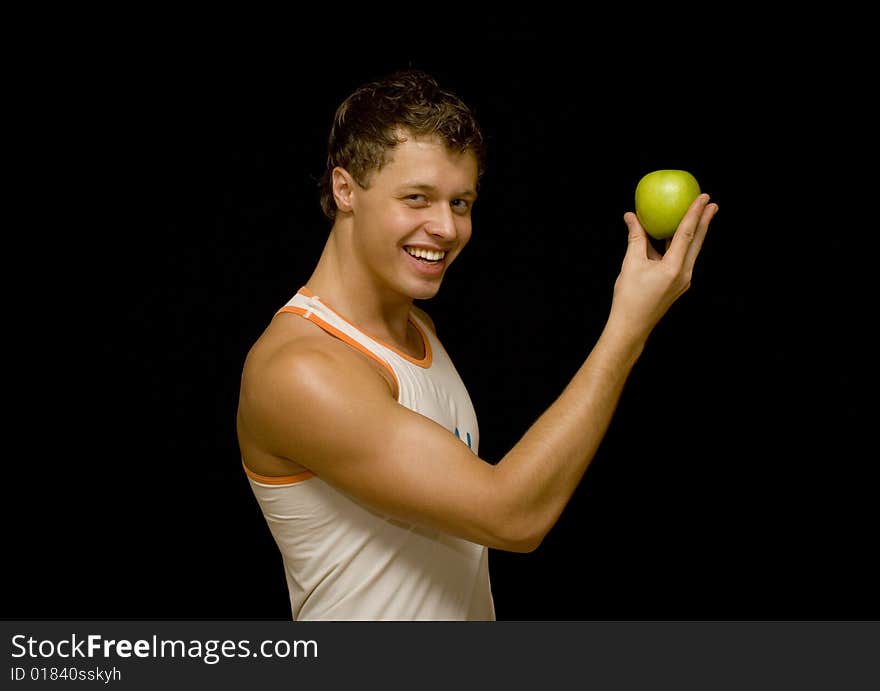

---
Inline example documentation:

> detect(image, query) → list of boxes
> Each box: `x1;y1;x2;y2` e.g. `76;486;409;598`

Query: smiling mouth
404;246;447;263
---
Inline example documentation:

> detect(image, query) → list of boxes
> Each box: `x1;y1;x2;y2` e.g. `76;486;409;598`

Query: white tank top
244;287;496;621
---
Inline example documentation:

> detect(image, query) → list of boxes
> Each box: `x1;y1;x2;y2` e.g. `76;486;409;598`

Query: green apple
634;169;701;239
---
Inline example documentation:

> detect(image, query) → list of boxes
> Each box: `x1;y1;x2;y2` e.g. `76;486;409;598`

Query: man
236;69;719;620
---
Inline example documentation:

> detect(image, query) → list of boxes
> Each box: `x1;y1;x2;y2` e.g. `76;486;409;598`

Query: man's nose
425;204;457;242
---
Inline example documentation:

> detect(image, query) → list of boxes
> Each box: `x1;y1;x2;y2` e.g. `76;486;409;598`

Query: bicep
240;347;511;548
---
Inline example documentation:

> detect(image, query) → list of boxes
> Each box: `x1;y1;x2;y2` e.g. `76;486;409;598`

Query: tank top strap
276;288;433;368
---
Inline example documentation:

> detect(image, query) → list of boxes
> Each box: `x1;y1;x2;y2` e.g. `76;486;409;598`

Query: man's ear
331;167;357;213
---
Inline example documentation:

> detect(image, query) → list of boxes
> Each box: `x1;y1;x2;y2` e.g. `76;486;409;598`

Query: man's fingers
684;201;719;271
664;193;711;267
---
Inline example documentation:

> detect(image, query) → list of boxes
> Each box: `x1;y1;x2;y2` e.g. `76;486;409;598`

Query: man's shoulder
246;315;362;377
242;314;396;400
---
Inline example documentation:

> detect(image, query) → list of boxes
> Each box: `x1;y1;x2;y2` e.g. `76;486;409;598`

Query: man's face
348;134;478;301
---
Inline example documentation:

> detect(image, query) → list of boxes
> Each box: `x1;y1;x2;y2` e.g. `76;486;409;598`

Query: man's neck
304;229;414;349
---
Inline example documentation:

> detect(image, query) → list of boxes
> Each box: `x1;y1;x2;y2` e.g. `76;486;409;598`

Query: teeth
405;247;446;261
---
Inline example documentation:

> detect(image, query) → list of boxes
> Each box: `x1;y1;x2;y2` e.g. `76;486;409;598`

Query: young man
236;69;719;620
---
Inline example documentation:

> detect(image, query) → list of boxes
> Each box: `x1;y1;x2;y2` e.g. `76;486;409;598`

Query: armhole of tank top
275;305;401;401
242;459;316;486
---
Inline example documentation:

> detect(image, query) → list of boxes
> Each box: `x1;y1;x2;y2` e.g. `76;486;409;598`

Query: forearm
495;318;646;549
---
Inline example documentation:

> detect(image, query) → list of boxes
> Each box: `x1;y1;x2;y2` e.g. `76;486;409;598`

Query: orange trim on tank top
274;305;401;400
293;287;433;368
241;459;315;485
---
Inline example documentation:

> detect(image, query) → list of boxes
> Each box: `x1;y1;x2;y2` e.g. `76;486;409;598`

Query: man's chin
409;281;442;301
395;268;445;301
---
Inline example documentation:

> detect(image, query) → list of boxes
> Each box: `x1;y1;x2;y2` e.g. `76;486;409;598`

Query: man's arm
497;194;718;544
238;195;717;552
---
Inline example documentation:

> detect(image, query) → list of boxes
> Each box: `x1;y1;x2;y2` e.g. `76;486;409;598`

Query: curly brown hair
318;69;486;221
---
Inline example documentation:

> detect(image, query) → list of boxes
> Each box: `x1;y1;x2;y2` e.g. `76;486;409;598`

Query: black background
8;16;874;620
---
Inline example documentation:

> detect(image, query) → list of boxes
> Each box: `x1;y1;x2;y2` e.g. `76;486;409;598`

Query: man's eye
406;194;427;202
452;199;471;212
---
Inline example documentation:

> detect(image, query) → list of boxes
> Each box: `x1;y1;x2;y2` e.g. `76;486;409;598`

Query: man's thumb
624;212;647;251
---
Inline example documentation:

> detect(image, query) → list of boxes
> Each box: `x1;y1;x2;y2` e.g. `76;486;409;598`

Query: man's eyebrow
398;182;478;198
